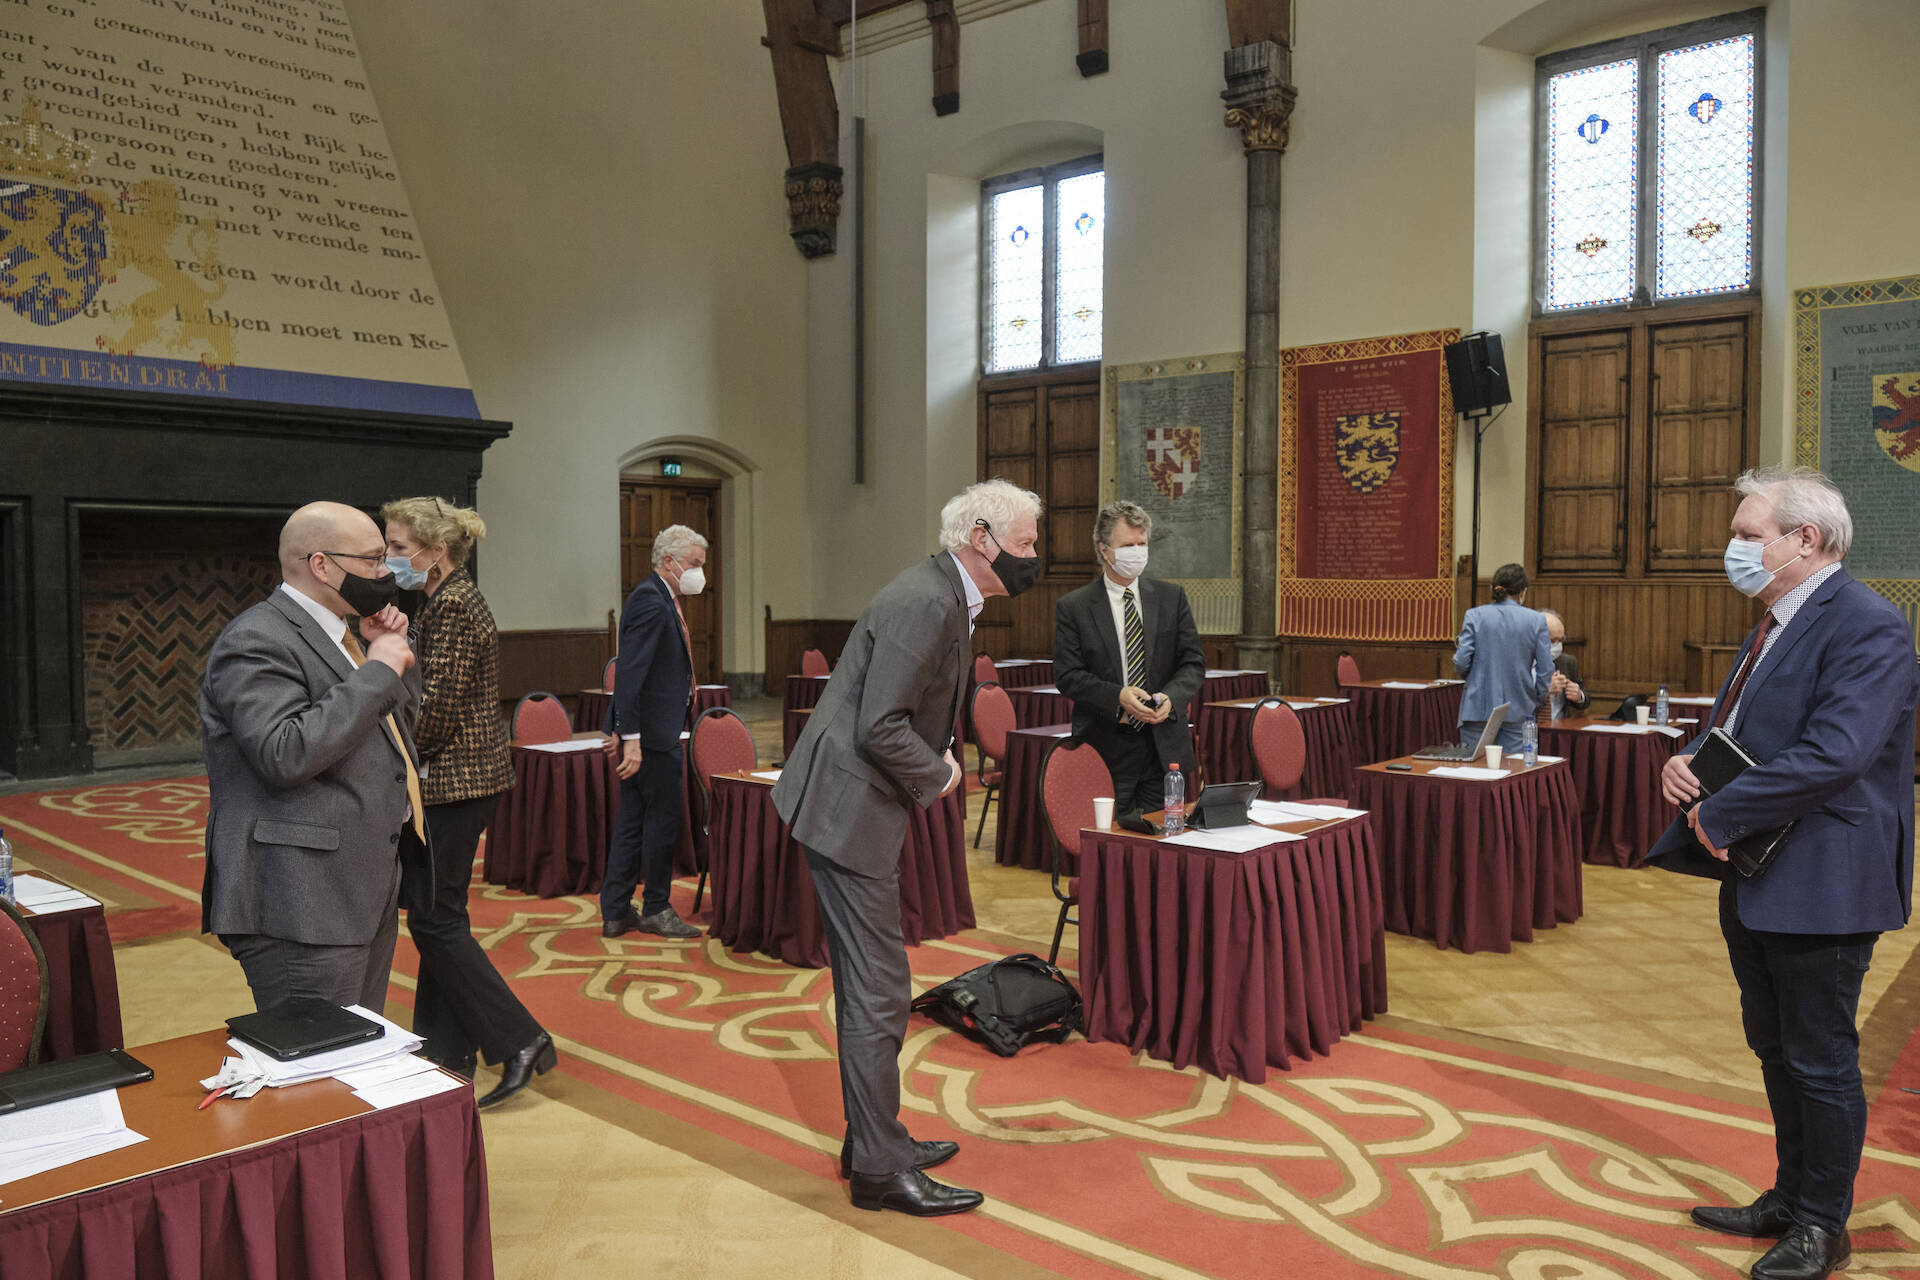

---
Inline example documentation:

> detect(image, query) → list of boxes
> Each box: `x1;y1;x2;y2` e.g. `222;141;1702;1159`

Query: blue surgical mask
1723;530;1797;598
386;552;433;590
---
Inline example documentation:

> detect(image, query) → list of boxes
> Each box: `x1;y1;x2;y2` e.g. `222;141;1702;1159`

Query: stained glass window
1544;58;1638;311
982;156;1103;374
1052;171;1105;364
1655;34;1755;299
985;184;1044;372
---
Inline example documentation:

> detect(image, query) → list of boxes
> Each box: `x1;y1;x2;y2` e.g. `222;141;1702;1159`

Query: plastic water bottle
1521;717;1538;768
0;826;13;902
1655;684;1670;727
1162;763;1186;834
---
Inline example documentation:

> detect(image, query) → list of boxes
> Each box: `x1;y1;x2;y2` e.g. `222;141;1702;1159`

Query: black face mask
328;556;401;617
976;520;1041;597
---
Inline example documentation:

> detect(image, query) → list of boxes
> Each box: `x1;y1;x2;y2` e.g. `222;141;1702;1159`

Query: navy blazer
611;572;693;751
1647;569;1917;935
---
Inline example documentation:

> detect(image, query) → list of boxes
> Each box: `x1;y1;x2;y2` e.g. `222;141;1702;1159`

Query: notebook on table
1411;703;1508;761
226;999;383;1062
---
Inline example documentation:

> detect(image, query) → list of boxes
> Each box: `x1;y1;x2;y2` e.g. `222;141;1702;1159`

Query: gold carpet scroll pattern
481;908;1920;1278
36;781;211;847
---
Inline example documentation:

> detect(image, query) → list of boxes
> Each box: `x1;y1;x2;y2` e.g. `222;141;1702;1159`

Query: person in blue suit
1452;562;1552;751
1651;466;1916;1280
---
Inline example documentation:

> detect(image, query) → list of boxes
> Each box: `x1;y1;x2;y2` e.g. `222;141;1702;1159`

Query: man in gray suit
773;478;1041;1217
201;501;424;1012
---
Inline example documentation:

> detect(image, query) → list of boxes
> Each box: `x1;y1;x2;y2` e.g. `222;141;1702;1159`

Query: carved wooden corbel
927;0;959;115
763;0;843;257
1078;0;1108;76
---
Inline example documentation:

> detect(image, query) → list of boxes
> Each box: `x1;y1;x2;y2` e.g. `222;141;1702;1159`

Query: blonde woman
382;496;554;1108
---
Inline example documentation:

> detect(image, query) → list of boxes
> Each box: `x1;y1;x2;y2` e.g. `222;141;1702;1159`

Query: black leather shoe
421;1049;476;1080
848;1167;983;1216
476;1032;557;1110
841;1138;958;1180
602;909;644;938
636;908;701;939
1691;1189;1797;1238
1751;1223;1849;1280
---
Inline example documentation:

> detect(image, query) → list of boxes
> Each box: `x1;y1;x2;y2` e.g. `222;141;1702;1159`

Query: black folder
0;1048;153;1114
226;999;382;1061
1681;727;1795;878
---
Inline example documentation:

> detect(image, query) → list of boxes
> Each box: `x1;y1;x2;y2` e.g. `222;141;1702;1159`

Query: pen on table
198;1086;230;1110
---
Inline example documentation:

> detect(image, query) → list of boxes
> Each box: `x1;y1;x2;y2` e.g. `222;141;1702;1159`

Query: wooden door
1647;318;1749;572
620;478;721;683
1536;329;1629;573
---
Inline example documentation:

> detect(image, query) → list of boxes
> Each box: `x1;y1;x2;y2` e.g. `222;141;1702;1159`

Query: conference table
1350;753;1582;954
1004;670;1271;734
17;887;123;1063
989;658;1054;688
1077;811;1388;1084
1339;678;1465;763
578;683;732;735
1197;696;1359;799
992;723;1076;871
1537;712;1696;866
483;730;700;899
0;1029;492;1279
704;771;974;968
1006;684;1074;729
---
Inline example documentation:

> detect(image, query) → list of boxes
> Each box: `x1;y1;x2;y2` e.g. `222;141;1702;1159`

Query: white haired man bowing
773;479;1041;1216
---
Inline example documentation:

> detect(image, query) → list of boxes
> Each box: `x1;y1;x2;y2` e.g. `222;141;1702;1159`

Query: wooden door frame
619;476;722;682
1522;295;1761;584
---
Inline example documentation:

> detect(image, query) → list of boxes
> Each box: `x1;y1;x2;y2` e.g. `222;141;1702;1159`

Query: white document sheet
1582;723;1661;736
1668;695;1715;706
1160;825;1303;852
0;1090;147;1186
750;770;783;781
1379;681;1432;690
352;1070;467;1111
9;875;102;911
1427;765;1511;781
1248;800;1368;823
520;738;605;754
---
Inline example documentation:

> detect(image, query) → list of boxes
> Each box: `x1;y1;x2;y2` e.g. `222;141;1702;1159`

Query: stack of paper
9;874;100;914
331;1057;469;1110
1161;826;1300;852
1249;800;1367;823
1380;680;1432;690
1428;765;1511;781
520;738;605;754
1668;695;1715;707
225;1004;425;1089
749;770;783;781
0;1089;146;1187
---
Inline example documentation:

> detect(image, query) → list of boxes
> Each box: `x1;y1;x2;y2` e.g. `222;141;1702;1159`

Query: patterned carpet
4;777;1919;1279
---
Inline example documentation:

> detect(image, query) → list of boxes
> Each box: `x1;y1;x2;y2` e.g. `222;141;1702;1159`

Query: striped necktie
1122;588;1148;725
341;630;427;843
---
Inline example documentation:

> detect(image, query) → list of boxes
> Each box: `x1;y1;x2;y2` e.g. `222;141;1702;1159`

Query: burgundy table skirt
1199;671;1270;704
993;724;1074;870
1077;817;1388;1083
483;741;698;898
1343;682;1464;764
1196;699;1358;800
1351;761;1583;954
23;904;123;1062
0;1076;492;1280
1007;685;1074;728
785;674;830;713
1538;718;1687;867
992;660;1054;688
706;776;974;968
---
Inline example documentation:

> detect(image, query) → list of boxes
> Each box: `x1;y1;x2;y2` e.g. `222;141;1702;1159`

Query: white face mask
1549;641;1564;660
1107;544;1149;580
676;564;706;596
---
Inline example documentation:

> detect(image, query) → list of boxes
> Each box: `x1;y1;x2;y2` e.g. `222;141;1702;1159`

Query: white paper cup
1484;745;1503;769
1635;706;1652;725
1091;797;1115;829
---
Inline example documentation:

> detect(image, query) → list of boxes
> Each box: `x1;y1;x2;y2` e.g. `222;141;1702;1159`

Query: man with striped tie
1054;501;1206;817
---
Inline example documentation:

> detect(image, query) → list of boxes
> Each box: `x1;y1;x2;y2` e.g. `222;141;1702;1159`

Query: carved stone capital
784;161;844;259
1222;39;1297;155
1224;93;1296;153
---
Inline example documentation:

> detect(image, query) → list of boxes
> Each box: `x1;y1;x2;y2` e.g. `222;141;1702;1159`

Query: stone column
1222;41;1295;689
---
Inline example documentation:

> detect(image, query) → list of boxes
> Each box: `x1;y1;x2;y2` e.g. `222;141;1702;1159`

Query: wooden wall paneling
1647;316;1748;571
1282;640;1454;698
498;628;614;724
762;608;857;691
1044;382;1101;580
1536;329;1629;571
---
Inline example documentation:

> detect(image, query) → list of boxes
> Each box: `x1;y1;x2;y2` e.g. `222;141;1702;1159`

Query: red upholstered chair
972;653;998;687
601;657;617;693
690;706;757;914
968;682;1015;848
510;692;573;746
1335;652;1362;686
1039;738;1113;965
0;898;51;1073
1248;698;1347;805
800;648;830;677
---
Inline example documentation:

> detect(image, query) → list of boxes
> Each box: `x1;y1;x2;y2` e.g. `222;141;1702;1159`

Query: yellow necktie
341;630;427;843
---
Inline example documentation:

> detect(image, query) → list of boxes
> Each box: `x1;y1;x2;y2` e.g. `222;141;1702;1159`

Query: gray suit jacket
773;554;969;877
200;589;421;946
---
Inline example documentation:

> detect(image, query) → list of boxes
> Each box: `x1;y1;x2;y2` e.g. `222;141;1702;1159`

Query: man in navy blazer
1651;466;1916;1280
600;524;708;940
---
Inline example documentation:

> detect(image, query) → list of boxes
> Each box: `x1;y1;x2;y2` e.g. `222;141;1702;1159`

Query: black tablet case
226;999;382;1062
1682;727;1795;878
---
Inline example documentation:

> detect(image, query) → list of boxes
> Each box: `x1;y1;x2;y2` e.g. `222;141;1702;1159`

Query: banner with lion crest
1278;328;1458;642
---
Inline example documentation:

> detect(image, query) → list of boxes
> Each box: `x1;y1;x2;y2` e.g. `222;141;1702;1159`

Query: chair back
1040;739;1114;863
972;653;998;686
510;692;573;745
1248;698;1308;796
970;682;1015;769
601;657;617;693
690;706;758;839
0;898;50;1072
800;648;830;677
1335;652;1361;686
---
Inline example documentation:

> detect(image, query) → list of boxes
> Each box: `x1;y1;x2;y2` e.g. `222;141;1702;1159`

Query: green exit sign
661;459;683;477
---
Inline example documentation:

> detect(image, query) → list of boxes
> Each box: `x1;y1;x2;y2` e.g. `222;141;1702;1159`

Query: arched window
981;154;1104;373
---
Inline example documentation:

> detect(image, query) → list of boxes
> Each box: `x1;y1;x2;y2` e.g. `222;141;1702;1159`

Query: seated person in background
1453;562;1552;752
1053;500;1205;815
1539;608;1588;718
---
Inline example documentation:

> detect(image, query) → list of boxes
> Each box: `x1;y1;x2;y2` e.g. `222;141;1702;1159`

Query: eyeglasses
319;550;385;565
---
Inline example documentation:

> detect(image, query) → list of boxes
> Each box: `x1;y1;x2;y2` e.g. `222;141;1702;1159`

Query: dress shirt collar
1104;571;1143;608
278;581;349;651
947;551;984;628
1767;561;1842;632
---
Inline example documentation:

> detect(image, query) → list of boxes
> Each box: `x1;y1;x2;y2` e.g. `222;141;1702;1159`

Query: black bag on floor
910;953;1083;1057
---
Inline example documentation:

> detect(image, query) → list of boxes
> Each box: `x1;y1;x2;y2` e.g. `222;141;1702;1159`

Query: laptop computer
1411;702;1508;761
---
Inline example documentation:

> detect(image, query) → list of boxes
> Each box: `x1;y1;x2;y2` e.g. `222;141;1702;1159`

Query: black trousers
406;793;542;1065
221;860;400;1013
602;742;684;920
1719;880;1878;1234
1100;726;1168;816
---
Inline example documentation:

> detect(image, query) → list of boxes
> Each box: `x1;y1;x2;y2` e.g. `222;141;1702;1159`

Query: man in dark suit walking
773;478;1041;1217
602;524;708;940
1652;466;1916;1280
201;501;423;1012
1053;501;1206;815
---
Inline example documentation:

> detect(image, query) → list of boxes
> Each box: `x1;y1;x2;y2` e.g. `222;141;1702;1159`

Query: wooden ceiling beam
1078;0;1108;76
820;0;918;24
1224;0;1291;49
762;0;843;257
927;0;959;115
